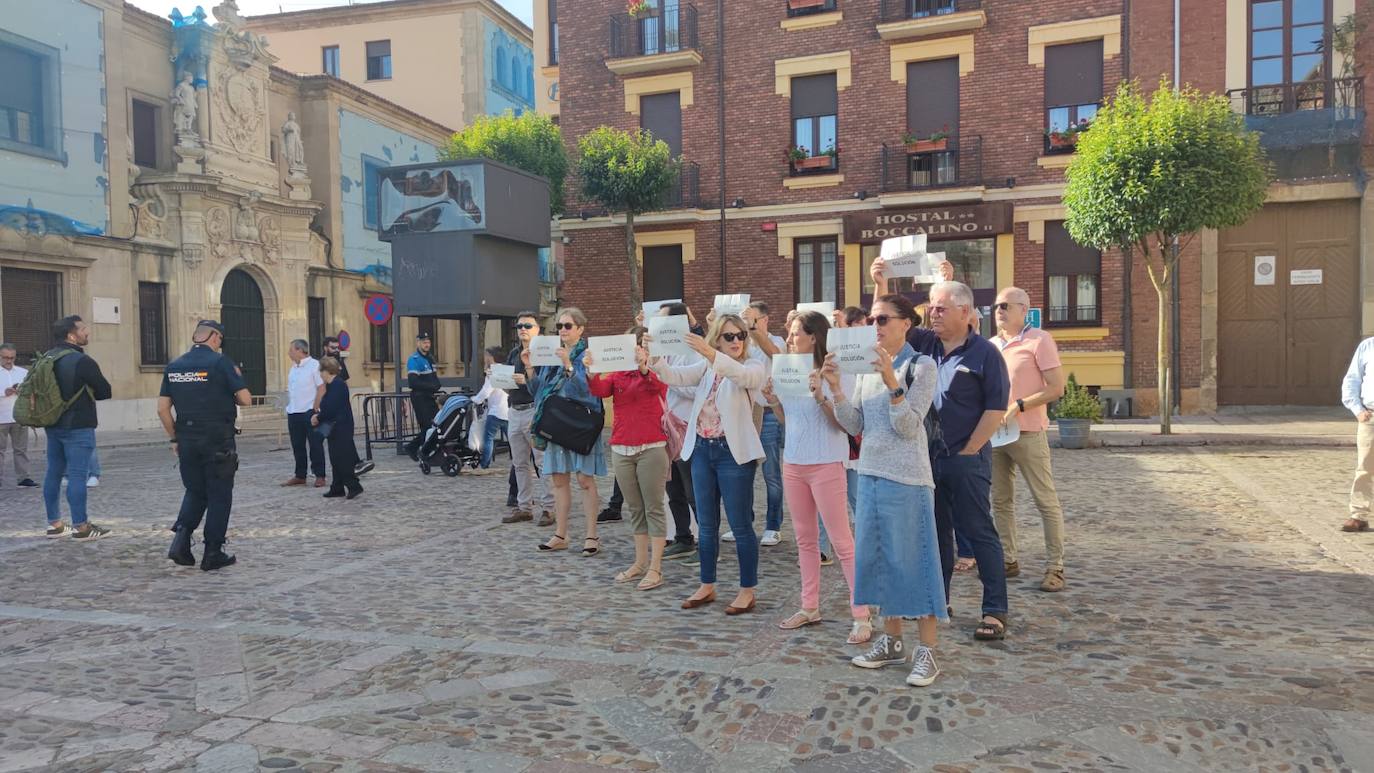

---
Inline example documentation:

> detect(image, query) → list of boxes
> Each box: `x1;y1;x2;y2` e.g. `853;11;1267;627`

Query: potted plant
1045;118;1092;151
904;126;950;153
627;0;651;18
1053;373;1102;449
790;145;836;170
788;0;830;9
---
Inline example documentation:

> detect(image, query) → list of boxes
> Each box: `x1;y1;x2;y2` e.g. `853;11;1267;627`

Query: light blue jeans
44;427;94;526
759;410;785;531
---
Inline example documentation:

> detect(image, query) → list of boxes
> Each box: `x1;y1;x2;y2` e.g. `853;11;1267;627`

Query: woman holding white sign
762;311;872;645
825;295;947;688
525;308;607;557
587;326;671;591
649;314;766;615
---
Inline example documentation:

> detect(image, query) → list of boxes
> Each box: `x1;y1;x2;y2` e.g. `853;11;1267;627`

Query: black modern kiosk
377;158;551;396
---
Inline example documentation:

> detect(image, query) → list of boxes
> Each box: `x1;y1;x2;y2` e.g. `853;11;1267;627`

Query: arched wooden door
221;269;267;396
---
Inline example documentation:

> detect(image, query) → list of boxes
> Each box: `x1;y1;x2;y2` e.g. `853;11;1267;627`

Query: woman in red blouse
587;326;670;591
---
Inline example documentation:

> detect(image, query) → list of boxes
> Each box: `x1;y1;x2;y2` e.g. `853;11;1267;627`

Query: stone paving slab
0;439;1371;771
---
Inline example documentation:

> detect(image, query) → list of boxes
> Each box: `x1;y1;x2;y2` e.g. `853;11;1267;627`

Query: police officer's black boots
200;543;237;572
167;527;195;567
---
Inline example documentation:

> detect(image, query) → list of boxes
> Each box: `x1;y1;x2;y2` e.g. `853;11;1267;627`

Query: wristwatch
889;386;906;400
1016;398;1026;413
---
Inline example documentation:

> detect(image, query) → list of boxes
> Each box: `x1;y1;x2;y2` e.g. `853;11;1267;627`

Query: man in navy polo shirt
871;258;1011;641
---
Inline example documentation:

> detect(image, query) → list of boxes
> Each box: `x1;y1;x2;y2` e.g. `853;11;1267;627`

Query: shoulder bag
533;395;604;456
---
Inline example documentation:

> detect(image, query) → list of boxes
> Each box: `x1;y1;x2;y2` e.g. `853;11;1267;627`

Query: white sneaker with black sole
71;523;111;541
851;634;907;669
905;645;940;687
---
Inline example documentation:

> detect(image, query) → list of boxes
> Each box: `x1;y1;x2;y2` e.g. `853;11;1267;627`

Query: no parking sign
337;330;351;351
365;295;393;327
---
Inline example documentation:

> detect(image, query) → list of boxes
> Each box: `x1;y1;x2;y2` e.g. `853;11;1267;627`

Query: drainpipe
717;0;727;293
1171;0;1183;414
1121;0;1133;396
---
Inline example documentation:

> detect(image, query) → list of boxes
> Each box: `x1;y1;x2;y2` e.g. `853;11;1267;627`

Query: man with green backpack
17;315;113;540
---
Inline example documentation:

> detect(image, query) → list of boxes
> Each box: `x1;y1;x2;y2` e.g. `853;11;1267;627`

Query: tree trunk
624;211;641;318
1156;275;1172;435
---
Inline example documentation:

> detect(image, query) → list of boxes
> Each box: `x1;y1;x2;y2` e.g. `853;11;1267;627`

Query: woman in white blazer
651;314;767;615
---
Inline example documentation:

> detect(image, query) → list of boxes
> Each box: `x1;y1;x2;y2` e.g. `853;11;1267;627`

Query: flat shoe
637;569;664;591
1040;568;1066;592
725;600;756;616
1341;518;1370;532
778;610;822;630
615;565;646;583
538;534;568;552
681;593;716;609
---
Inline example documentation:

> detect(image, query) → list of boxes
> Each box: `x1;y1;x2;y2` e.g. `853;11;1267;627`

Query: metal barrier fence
359;391;510;462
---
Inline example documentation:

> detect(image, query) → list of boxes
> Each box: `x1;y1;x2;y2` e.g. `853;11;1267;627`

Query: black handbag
533;395;604;456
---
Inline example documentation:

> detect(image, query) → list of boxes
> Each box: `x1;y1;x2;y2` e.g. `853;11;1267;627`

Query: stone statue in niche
281;112;307;177
234;193;261;242
171;72;199;146
258;215;281;263
206;207;231;259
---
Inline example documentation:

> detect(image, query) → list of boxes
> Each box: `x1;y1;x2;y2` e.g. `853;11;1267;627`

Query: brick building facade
546;0;1373;414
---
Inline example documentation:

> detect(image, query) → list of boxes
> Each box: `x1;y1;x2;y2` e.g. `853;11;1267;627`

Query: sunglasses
719;332;748;343
555;322;577;331
515;323;536;330
867;314;895;326
993;302;1022;312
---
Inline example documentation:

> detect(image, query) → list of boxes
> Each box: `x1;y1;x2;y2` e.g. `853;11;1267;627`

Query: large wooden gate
221;269;267;396
1217;201;1359;405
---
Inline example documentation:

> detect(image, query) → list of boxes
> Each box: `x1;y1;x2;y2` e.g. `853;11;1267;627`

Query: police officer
157;320;251;571
404;331;441;461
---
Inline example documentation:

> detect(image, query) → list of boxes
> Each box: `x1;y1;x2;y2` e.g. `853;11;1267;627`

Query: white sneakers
760;530;781;546
721;529;736;542
87;476;99;488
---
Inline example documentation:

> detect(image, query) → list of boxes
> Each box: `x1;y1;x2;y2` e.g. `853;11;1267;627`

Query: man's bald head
994;286;1031;334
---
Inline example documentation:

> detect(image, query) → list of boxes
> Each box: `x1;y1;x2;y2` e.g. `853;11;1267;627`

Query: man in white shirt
1340;336;1374;532
282;339;327;487
0;343;36;487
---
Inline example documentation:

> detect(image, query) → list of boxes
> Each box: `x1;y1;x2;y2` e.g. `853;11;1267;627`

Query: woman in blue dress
526;307;608;556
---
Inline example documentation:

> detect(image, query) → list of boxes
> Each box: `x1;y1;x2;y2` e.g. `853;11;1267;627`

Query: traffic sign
365;295;393;327
1027;308;1042;329
337;330;351;351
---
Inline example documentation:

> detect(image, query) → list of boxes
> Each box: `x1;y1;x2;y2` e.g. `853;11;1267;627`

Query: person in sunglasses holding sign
649;314;767;615
504;312;555;527
825;295;945;687
524;308;607;556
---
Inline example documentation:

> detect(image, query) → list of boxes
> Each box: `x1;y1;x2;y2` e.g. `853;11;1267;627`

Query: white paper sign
643;298;681;317
879;233;933;280
713;293;751;316
1254;255;1276;286
588;335;638;373
1290;269;1323;285
828;325;879;374
796;301;835;316
529;336;562;367
490;364;518;390
648;315;692;357
990;420;1021;448
771;354;813;398
924;252;947;283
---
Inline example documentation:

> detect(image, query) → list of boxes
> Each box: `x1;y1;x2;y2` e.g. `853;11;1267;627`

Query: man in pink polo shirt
991;287;1068;592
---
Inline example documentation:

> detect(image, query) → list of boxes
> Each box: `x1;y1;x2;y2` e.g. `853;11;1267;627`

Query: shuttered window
307;297;326;357
366;40;392;80
791;73;838;162
1044;40;1103;136
643;245;684;303
132;99;159;169
138;282;168;365
906;58;958;140
1;267;61;365
640;92;682;156
1044;222;1101;325
0;32;59;156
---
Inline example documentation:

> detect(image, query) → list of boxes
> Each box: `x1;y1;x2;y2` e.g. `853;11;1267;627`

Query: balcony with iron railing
1226;77;1364;180
607;3;701;75
881;135;982;193
877;0;984;40
664;160;700;209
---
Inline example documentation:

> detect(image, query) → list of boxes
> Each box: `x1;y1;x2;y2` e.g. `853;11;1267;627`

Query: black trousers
287;411;326;478
327;425;361;492
174;425;237;547
666;457;695;543
405;393;440;453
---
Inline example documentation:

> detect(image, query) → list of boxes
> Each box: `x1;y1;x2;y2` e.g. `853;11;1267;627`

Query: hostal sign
844;202;1013;244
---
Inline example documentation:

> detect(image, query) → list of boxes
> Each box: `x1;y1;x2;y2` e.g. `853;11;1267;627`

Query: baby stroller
417;393;486;477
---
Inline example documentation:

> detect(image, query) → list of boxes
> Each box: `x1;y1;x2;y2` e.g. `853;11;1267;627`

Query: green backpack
14;349;90;428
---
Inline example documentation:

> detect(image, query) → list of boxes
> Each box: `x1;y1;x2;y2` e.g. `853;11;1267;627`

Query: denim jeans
691;437;758;588
287;411;326;479
88;448;101;478
43;427;94;526
933;452;1008;618
758;410;785;531
480;417;508;469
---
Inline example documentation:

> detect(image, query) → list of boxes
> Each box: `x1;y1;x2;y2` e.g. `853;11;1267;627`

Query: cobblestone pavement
0;439;1371;772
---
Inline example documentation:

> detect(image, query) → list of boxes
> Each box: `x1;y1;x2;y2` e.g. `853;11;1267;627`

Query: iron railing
609;3;699;59
786;0;836;17
879;0;980;23
881;135;982;192
665;160;700;209
1226;77;1363;117
361;391;452;460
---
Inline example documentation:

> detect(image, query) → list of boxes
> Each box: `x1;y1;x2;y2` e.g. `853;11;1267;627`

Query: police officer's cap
416;331;432;341
197;320;226;336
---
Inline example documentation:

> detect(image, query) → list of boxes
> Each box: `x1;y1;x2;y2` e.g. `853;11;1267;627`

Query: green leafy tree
1063;80;1268;433
440;110;567;215
576;126;681;314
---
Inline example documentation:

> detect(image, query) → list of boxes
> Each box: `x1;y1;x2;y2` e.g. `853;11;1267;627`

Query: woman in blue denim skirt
825;294;947;688
526;307;607;557
650;314;767;615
